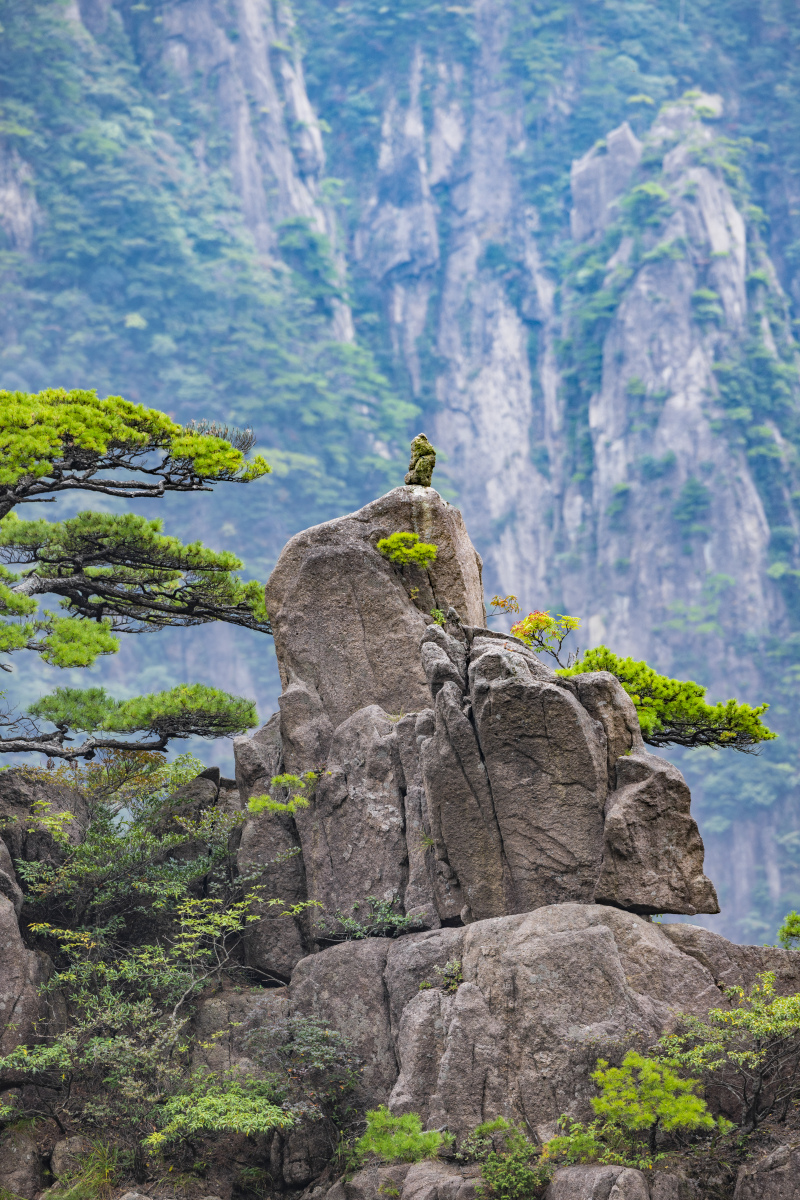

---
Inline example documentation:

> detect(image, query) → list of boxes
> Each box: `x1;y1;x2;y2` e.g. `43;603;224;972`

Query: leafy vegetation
508;610;582;668
0;750;348;1178
316;895;423;942
561;646;776;751
377;531;438;568
476;1121;552;1200
354;1106;453;1165
658;971;800;1132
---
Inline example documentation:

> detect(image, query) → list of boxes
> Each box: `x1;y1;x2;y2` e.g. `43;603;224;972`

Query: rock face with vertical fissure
237;485;717;980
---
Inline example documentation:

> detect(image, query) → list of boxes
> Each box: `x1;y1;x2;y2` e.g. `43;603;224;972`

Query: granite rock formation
238;485;718;981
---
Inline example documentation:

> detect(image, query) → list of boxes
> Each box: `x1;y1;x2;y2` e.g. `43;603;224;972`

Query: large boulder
595;753;719;916
265;486;485;771
0;1128;42;1200
0;768;89;864
384;904;721;1141
235;714;308;980
545;1165;650;1200
0;894;50;1055
733;1137;800;1199
280;904;798;1143
239;487;718;982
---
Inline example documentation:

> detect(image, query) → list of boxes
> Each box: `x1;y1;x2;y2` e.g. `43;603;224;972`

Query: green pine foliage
590;1052;716;1154
377;531;438;568
30;683;257;738
559;646;776;751
778;909;800;949
354;1106;453;1165
0;389;270;514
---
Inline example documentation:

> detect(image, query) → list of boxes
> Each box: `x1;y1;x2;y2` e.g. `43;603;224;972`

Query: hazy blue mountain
2;0;800;940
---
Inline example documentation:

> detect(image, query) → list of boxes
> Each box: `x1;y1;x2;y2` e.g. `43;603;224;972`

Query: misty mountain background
2;0;800;942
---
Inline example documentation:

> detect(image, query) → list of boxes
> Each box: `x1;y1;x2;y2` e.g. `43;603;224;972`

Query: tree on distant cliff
0;388;272;760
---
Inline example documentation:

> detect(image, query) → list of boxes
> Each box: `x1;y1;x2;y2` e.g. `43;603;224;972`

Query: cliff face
4;0;800;941
290;3;800;943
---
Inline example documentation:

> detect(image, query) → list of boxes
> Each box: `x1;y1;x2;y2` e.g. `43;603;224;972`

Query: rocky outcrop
0;1128;42;1200
569;122;643;242
595;754;719;916
0;894;50;1057
546;1165;651;1200
734;1137;800;1200
0;768;89;864
237;485;716;977
265;485;485;771
209;905;798;1148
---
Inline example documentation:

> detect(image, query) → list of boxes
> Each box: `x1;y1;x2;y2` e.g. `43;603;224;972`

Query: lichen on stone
404;433;436;487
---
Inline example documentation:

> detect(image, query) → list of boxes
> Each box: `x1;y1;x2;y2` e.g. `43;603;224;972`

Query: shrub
477;1120;552;1200
509;610;581;667
145;1077;294;1148
658;971;800;1131
590;1051;715;1155
316;895;422;941
354;1106;453;1164
377;531;438;568
248;771;316;814
245;1014;362;1122
778;910;800;949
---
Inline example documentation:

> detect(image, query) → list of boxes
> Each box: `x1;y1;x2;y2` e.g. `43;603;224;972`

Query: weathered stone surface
0;1128;42;1200
0;894;50;1054
235;714;307;980
191;987;289;1075
733;1137;800;1200
0;768;88;864
565;671;644;788
545;1165;650;1200
662;922;800;994
395;716;444;927
386;905;721;1140
384;927;466;1046
290;938;398;1103
419;677;507;921
265;486;485;771
570;121;643;241
468;641;608;913
50;1136;89;1180
595;754;719;916
295;705;407;925
282;1121;334;1188
334;1162;480;1200
0;838;23;916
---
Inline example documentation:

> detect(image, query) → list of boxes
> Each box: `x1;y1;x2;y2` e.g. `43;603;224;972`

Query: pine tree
0;388;272;760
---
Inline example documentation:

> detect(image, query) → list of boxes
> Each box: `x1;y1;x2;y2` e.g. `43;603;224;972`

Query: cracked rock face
265;486;485;773
239;488;717;980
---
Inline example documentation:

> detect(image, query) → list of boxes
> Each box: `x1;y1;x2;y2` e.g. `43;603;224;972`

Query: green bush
778;910;800;949
477;1120;552;1200
590;1051;715;1155
145;1077;294;1148
559;646;775;751
377;531;438;568
354;1106;453;1164
658;971;800;1131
